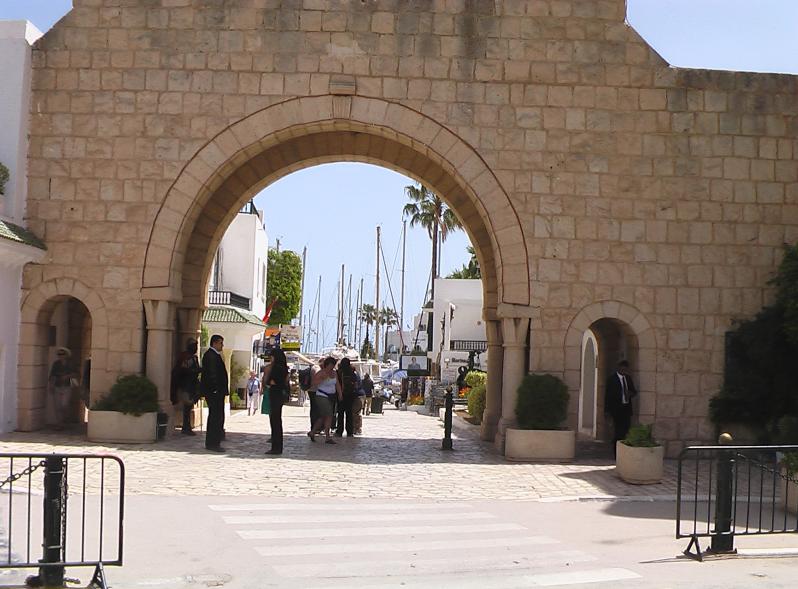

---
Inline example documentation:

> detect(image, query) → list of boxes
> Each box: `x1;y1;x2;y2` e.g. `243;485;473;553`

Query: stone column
480;319;503;442
494;316;530;453
143;299;176;415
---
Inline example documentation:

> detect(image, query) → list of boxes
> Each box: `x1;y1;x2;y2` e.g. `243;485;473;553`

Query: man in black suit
201;334;228;452
604;360;637;449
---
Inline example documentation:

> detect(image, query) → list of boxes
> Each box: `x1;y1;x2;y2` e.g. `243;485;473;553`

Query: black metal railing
676;442;798;560
450;339;487;352
0;453;125;588
208;290;250;310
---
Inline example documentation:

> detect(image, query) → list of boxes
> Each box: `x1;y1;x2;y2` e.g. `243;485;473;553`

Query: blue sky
4;1;797;347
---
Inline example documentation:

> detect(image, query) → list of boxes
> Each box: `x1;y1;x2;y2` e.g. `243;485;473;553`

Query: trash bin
156;412;169;440
370;396;384;414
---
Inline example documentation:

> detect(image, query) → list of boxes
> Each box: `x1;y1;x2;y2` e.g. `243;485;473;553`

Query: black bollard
442;387;454;451
40;456;65;587
711;433;736;553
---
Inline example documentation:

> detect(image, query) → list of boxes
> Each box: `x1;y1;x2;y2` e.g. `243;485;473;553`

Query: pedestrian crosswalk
207;501;641;587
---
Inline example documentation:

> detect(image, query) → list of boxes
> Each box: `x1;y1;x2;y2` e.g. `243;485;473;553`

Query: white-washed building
0;22;47;433
430;279;486;383
203;201;268;393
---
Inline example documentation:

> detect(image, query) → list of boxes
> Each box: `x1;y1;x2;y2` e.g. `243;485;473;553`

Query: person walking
48;347;76;428
352;369;364;435
335;358;357;437
604;360;638;451
308;357;338;444
265;349;289;455
246;370;262;416
361;373;374;416
170;338;200;435
201;334;228;452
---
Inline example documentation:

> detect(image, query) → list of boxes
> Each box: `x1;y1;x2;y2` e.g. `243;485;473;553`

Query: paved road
2;406;798;588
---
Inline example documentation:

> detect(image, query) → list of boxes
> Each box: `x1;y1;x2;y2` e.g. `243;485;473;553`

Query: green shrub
515;373;569;431
622;424;659;447
467;387;486;423
230;390;242;407
0;162;9;195
782;453;798;477
464;370;486;389
92;374;158;416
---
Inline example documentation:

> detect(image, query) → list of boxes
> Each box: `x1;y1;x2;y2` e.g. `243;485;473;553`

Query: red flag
262;297;278;325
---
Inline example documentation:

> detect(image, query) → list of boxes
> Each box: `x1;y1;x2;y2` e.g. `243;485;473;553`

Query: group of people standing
170;336;375;455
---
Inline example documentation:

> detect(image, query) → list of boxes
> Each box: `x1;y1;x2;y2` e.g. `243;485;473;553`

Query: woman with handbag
265;349;289;455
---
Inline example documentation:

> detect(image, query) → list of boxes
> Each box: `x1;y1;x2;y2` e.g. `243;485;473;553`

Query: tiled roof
0;219;46;250
203;306;265;327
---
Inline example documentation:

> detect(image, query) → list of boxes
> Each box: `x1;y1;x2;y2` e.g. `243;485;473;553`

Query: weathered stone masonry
17;0;798;456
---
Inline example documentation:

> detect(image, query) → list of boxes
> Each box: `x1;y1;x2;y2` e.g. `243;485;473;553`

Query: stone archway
142;96;529;312
18;279;111;431
563;301;657;436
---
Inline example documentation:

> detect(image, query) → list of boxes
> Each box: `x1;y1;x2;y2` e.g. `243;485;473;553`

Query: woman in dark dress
266;348;289;455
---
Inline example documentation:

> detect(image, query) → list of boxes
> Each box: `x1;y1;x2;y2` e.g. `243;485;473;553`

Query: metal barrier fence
677;443;798;560
0;453;125;588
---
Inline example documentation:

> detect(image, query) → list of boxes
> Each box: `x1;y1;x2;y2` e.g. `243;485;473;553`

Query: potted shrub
88;374;159;443
615;424;664;484
466;371;487;425
505;373;575;461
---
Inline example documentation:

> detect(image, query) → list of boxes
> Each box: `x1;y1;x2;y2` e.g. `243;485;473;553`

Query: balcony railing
208;290;250;310
450;339;487;352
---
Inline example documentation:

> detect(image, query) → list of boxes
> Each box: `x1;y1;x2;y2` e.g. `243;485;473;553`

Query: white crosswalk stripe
209;501;642;587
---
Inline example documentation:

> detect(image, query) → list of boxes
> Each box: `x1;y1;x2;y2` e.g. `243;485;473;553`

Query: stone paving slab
0;406;681;500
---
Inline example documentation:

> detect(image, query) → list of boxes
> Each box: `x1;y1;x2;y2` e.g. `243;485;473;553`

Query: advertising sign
281;324;302;351
400;354;430;377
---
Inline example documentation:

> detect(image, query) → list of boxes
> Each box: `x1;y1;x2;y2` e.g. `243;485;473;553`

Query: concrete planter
407;404;426;414
505;428;575;462
87;410;157;444
615;442;664;484
779;468;798;515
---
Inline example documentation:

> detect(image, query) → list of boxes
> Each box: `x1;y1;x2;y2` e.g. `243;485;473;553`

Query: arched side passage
17;279;111;431
142;95;529;313
563;301;658;431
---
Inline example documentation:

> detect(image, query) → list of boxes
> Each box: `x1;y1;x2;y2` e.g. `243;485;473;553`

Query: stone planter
505;428;575;462
87;410;157;444
407;404;426;414
615;442;665;484
779;468;798;515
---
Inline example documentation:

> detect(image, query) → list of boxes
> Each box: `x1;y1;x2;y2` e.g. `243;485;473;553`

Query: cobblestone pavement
0;406;682;500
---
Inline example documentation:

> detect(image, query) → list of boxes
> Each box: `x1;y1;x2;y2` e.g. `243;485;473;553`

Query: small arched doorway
578;330;598;438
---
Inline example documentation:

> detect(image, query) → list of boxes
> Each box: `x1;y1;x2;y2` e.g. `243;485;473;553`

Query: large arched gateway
16;0;798;456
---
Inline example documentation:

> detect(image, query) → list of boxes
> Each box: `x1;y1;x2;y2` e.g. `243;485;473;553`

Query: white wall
215;208;268;318
0;21;43;434
0;21;40;223
431;279;486;364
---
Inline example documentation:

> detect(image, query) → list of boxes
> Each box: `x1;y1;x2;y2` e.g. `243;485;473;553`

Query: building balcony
450;339;487;352
208;290;250;310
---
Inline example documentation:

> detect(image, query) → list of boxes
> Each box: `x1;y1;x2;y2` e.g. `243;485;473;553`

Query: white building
385;312;428;361
0;22;47;433
429;279;486;382
203;201;268;393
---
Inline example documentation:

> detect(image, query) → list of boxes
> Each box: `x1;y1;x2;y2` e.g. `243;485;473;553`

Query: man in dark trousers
604;360;638;450
201;334;228;452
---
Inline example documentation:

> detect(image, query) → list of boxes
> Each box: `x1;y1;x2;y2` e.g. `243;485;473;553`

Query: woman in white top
308;357;339;444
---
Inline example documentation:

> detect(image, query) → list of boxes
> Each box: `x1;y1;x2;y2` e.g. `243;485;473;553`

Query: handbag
260;386;270;415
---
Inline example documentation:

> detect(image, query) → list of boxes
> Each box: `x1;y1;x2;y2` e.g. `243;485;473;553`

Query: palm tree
447;245;481;279
403;183;462;301
358;303;378;358
379;307;399;361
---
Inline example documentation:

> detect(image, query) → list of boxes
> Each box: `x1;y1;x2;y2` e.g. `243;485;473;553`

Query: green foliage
92;374;159;416
515;373;569;431
710;244;798;441
229;355;247;395
447;246;481;279
229;390;242;407
200;324;209;348
266;248;302;325
466;371;487;423
622;424;659;447
782;453;798;476
0;161;9;196
360;338;374;360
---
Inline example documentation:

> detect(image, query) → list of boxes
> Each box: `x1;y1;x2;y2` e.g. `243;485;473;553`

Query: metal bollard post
442;387;454;451
40;455;65;586
711;433;736;553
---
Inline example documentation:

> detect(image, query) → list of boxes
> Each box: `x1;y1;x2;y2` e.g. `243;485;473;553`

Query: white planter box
505;428;575;462
407;404;426;414
88;411;157;444
779;468;798;515
615;442;664;484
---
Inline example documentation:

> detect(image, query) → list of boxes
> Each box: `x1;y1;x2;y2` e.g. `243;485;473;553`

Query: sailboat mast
375;226;381;361
298;245;307;326
339;264;345;345
315;275;321;354
347;274;353;345
400;220;406;350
